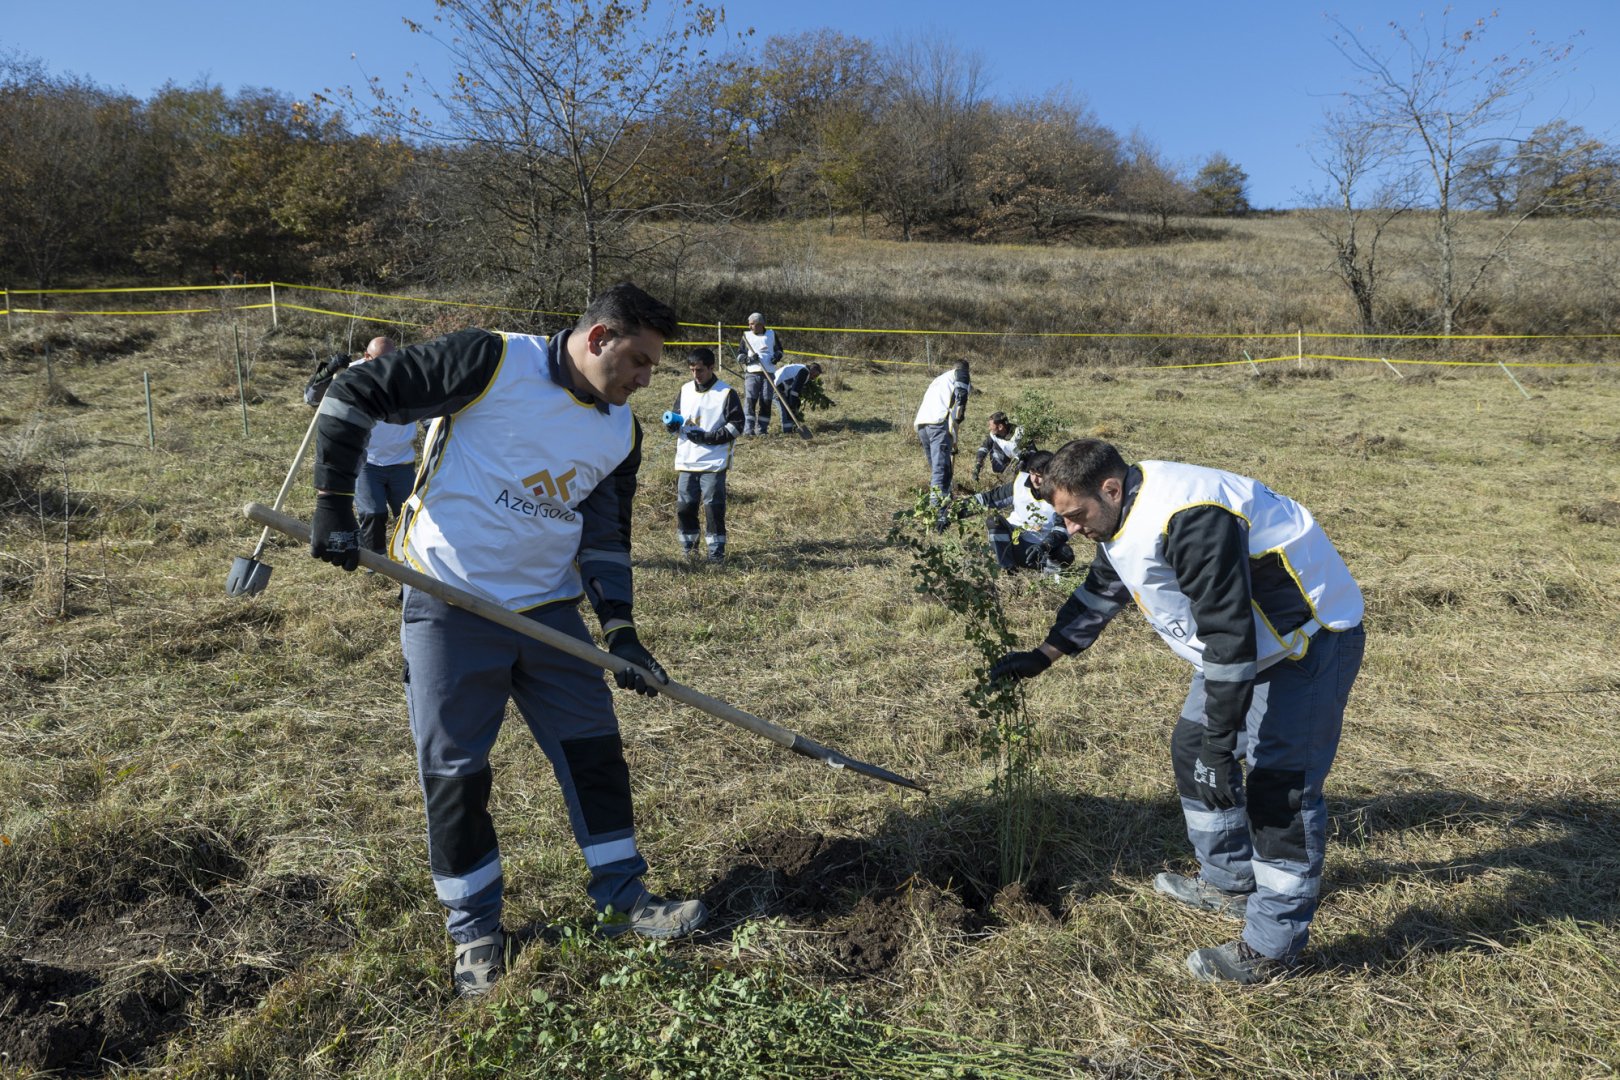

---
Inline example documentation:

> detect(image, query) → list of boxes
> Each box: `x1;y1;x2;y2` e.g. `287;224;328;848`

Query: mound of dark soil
0;872;345;1076
703;830;1064;979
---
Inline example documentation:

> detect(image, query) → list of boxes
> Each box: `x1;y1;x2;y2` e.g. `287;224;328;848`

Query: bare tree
1328;11;1576;334
345;0;724;304
867;33;991;240
1304;115;1412;333
1118;132;1193;237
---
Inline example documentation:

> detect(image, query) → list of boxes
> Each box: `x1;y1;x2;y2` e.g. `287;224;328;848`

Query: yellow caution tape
275;302;433;329
1307;352;1610;368
8;280;1620;355
7;283;261;294
10;306;222;316
1155;353;1299;369
272;281;578;317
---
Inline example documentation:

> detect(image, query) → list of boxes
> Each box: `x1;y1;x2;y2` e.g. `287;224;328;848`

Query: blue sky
5;1;1617;208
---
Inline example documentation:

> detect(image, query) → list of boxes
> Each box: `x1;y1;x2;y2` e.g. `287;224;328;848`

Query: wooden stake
144;372;155;448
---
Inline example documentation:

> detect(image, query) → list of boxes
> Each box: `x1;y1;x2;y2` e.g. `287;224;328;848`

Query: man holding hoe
991;439;1364;983
307;283;707;997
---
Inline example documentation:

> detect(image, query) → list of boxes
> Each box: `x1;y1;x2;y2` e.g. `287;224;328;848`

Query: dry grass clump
2;246;1618;1078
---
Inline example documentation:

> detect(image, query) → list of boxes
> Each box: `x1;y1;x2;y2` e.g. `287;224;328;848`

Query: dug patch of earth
703;830;1064;979
0;873;347;1076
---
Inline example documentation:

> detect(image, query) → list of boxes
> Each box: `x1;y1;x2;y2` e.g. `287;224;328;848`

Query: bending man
991;438;1364;984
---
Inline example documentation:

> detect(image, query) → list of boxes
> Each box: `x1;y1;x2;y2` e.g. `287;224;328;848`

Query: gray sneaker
601;893;709;940
1186;938;1292;984
1154;872;1251;918
453;929;506;998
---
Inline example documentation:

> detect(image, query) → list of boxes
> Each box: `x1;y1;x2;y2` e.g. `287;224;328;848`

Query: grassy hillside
2;232;1618;1077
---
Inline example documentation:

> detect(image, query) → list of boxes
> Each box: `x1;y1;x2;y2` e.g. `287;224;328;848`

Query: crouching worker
990;439;1364;984
308;282;708;998
669;347;743;563
771;361;822;434
973;450;1073;574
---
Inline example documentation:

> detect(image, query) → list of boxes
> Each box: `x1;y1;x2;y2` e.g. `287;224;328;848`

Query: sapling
889;491;1043;885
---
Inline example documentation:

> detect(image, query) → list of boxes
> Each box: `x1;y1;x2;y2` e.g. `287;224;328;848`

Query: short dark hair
1046;438;1128;498
807;362;823;377
989;411;1009;426
576;281;678;340
1021;450;1054;475
689;346;716;367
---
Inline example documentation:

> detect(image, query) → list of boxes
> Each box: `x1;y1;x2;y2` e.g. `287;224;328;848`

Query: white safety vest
987;429;1021;460
390;333;636;611
914;369;966;427
1009;473;1060;533
775;363;807;386
743;329;777;374
674;377;735;473
1101;460;1364;671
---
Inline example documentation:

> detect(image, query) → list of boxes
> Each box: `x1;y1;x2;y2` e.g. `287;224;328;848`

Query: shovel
244;501;927;793
226;412;321;596
765;369;813;440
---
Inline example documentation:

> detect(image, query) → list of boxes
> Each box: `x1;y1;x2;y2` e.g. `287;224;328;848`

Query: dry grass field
2;215;1619;1077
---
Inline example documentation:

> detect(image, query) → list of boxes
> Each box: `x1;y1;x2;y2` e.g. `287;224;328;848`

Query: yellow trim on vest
1159;500;1252;536
1109;467;1148;541
463;334;512;416
1251;600;1313;661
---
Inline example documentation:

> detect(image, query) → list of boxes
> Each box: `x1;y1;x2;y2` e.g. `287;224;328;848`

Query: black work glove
972;462;983;483
1018;541;1048;569
990;649;1052;683
663;417;682;434
310;492;361;571
605;627;669;697
1194;729;1241;809
682;426;709;445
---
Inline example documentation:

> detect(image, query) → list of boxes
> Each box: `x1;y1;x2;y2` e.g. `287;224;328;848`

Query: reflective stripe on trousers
402;587;649;943
1170;624;1365;961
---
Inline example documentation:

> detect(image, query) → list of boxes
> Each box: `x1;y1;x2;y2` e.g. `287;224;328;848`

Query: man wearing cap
667;347;743;562
914;361;971;523
736;312;783;436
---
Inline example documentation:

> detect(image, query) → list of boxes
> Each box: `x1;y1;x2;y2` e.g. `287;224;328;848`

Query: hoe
242;501;926;793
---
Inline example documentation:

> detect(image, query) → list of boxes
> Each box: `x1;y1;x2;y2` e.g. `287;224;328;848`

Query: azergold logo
522;466;577;504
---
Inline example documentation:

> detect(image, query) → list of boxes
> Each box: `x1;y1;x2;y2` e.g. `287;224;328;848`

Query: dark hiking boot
453;929;506;998
1154;872;1251;918
1186;938;1293;984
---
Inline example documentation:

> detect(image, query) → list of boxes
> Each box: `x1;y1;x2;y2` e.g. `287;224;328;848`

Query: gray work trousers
917;423;954;505
675;469;727;555
401;586;649;943
1171;623;1366;962
743;372;774;434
